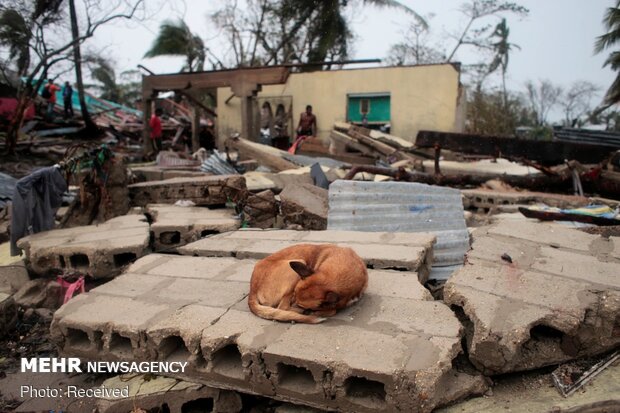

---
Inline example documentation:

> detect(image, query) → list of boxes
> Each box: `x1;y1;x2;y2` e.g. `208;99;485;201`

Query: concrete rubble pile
444;220;620;375
50;231;491;413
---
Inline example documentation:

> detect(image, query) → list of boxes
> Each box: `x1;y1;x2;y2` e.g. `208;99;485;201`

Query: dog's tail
248;294;325;324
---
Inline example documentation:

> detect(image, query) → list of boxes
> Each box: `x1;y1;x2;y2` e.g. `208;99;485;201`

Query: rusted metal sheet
416;130;616;165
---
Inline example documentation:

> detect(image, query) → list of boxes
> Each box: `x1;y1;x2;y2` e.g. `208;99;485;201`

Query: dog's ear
289;260;313;279
324;291;340;304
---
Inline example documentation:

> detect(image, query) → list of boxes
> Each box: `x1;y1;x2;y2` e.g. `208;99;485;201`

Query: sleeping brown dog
248;244;368;324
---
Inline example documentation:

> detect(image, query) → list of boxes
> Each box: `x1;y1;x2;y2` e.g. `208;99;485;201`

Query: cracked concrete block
179;230;435;281
0;259;30;295
279;184;328;230
96;374;242;413
13;278;62;309
147;305;228;365
0;292;17;337
147;204;240;251
244;190;278;229
51;294;173;361
52;253;486;413
444;220;620;375
129;175;247;207
17;215;150;279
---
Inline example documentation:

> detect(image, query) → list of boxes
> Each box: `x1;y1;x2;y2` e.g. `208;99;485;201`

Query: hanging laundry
10;167;67;256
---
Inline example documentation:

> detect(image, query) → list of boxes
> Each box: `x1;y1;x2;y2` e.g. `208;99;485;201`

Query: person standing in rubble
149;108;163;157
41;79;60;120
63;81;74;119
296;104;317;137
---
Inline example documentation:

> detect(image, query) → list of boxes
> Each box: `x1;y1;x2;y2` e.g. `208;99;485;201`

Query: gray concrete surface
279;184;328;230
17;215;150;279
128;175;247;207
96;375;242;413
444;220;620;375
51;253;487;413
147;204;240;251
437;360;620;413
179;229;436;283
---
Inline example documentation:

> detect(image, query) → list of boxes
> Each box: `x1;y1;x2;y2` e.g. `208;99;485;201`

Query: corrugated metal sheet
553;127;620;149
327;180;469;276
201;151;239;175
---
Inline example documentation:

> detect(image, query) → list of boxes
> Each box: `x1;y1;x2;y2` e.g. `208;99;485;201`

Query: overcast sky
91;0;616;119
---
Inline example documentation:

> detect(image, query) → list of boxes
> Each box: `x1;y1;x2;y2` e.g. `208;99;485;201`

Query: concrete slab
147;204;240;251
179;229;436;282
279;184;328;230
437;361;620;413
52;253;486;413
0;259;29;294
17;215;150;279
96;375;242;413
128;175;247;207
130;165;207;182
444;220;620;375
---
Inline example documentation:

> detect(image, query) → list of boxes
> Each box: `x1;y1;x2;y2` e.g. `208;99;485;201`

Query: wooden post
142;97;152;156
192;106;200;152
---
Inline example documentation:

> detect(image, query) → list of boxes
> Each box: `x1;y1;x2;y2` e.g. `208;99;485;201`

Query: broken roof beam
416;130;616;165
142;66;290;92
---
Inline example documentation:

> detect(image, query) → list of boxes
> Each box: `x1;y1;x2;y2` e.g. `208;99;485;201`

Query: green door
347;93;391;124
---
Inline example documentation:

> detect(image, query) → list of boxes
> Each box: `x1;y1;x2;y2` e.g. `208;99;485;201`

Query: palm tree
86;56;122;102
274;0;425;65
595;0;620;105
0;9;31;74
488;18;520;109
144;19;205;72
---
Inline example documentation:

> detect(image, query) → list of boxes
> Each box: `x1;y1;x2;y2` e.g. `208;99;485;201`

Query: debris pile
2;108;620;412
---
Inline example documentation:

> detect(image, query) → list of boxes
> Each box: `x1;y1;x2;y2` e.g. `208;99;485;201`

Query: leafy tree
385;14;445;66
560;81;600;127
209;0;425;68
144;19;205;72
467;87;535;135
594;0;620;105
0;0;145;154
446;0;528;62
524;79;562;126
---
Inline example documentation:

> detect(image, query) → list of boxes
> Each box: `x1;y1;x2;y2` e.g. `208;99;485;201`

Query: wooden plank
225;136;299;172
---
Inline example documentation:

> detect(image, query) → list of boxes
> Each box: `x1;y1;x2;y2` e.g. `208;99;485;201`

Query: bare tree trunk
69;0;97;133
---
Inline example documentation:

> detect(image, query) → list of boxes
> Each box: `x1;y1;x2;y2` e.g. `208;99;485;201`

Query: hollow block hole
113;252;137;268
277;363;316;394
200;230;218;238
59;255;66;268
211;344;244;379
66;328;90;351
344;376;387;409
158;335;190;362
147;404;170;413
530;324;564;340
160;231;181;245
70;253;90;268
109;333;133;358
181;398;214;413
